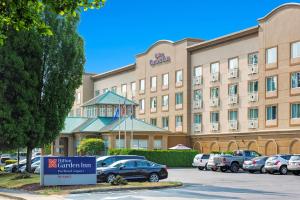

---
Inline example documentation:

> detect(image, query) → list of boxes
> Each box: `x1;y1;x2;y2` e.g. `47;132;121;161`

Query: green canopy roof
61;117;89;134
82;91;137;107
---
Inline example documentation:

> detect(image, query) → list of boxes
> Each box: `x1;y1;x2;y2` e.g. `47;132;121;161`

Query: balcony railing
248;64;258;75
228;68;238;79
229;120;238;130
210;97;219;107
162;105;168;111
248;92;258;102
150;87;157;92
193;76;202;85
194;123;202;132
248;119;258;129
176;122;183;132
150;107;157;113
176;80;183;87
228;94;238;105
210;122;219;131
193;100;202;109
210;72;219;82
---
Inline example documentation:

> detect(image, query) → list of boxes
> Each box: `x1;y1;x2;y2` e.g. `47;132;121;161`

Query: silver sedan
243;156;268;173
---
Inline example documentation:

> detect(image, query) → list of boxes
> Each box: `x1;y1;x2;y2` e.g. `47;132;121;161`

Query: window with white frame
131;82;136;97
248;108;258;120
139;79;145;91
162;73;169;87
175;70;183;83
194;90;202;101
266;105;277;121
266;47;277;64
150;118;157;126
76;92;81;104
132;139;148;149
248;80;258;92
121;84;127;96
150;97;157;109
194;66;202;77
194;114;202;124
162;95;169;107
291;72;300;88
291;103;300;119
228;84;238;96
175;92;183;105
151;76;157;90
175;115;183;127
154;139;162;149
266;76;277;92
248;52;258;65
115;139;125;149
229;57;238;70
139;99;145;111
229;110;238;121
210;87;219;98
99;105;106;117
210;62;219;73
107;105;114;117
162;117;169;129
210;112;219;123
292;41;300;59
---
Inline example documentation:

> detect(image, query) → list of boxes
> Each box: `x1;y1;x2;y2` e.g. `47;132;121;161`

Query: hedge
109;149;198;167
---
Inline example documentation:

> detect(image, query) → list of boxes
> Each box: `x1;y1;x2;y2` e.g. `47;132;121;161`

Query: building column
126;135;131;149
52;137;60;156
110;134;116;149
149;135;154;150
68;136;74;156
162;135;168;149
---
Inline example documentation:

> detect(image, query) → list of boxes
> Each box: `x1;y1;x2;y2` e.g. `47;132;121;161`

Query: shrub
77;138;104;155
5;160;17;165
109;149;198;167
110;175;128;186
12;172;31;180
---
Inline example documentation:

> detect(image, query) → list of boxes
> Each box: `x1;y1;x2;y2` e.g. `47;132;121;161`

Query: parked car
4;156;40;173
265;154;292;175
287;155;300;175
243;156;269;173
96;155;145;168
206;154;219;171
213;150;261;173
192;154;211;170
20;160;40;173
34;165;40;174
97;159;168;183
0;154;12;165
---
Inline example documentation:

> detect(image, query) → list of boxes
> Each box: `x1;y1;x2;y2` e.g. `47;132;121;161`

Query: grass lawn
0;173;182;195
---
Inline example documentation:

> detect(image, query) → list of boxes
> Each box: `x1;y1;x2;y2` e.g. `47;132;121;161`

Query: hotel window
175;70;183;83
291;72;300;88
121;84;127;96
132;139;148;149
76;92;81;104
95;90;100;97
99;105;106;117
154;139;162;150
266;76;277;92
162;117;169;129
248;80;258;92
102;88;108;94
150;97;157;110
266;105;277;121
175;115;183;127
210;87;219;98
292;41;300;59
194;90;202;101
248;52;258;65
194;113;202;124
131;82;136;97
162;95;169;107
229;57;238;70
291;103;300;119
107;105;114;117
139;99;145;111
151;76;157;91
229;110;238;121
162;73;169;88
228;84;238;96
211;62;219;74
111;86;117;93
150;118;157;126
266;47;277;64
210;112;219;123
115;139;125;149
175;92;183;105
249;108;258;120
194;66;202;77
139;79;145;92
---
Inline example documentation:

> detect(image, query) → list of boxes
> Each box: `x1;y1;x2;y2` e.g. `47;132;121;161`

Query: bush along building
53;3;300;156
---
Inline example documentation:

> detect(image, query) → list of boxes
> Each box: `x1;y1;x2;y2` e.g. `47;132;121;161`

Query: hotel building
54;3;300;156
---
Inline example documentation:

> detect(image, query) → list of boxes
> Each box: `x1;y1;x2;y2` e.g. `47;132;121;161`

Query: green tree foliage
77;138;105;155
0;0;106;44
0;10;85;171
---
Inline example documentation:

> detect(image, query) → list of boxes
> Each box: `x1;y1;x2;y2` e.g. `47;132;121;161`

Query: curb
0;193;26;200
69;182;183;194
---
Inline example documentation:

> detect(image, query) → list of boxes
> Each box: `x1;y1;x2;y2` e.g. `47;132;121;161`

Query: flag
113;107;119;121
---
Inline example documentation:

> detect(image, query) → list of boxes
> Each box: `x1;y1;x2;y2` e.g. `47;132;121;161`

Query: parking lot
67;168;300;200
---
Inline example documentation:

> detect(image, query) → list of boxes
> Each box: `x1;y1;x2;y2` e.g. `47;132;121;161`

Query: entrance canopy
169;144;191;150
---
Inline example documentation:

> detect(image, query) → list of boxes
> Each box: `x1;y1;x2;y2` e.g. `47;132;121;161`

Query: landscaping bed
0;173;182;195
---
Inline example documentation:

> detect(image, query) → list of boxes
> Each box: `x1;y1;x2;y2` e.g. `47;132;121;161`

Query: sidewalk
0;188;64;200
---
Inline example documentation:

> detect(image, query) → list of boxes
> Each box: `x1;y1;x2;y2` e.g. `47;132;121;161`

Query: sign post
40;156;96;186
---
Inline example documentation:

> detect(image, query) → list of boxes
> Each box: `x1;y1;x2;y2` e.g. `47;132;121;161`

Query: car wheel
220;166;228;172
149;173;159;182
230;163;239;173
204;163;208;170
248;170;255;173
106;174;116;183
260;166;266;174
292;171;300;176
279;165;288;175
198;167;204;170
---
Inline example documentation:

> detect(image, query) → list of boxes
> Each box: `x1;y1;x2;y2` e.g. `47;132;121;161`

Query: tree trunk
26;146;33;173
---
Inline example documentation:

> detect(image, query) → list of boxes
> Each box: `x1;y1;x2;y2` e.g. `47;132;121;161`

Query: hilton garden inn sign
149;53;171;66
40;156;96;186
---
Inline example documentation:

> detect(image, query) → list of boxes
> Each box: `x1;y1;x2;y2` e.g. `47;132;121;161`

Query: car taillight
223;158;226;162
275;160;280;165
252;160;256;164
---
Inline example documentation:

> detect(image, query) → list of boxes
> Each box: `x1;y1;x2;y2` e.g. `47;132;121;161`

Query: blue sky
78;0;299;73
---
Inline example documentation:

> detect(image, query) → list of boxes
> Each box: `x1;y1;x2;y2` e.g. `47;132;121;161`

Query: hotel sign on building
149;53;171;66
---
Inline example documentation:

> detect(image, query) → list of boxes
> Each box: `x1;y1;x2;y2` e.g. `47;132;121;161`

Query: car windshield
290;155;300;161
253;156;265;161
109;160;125;168
268;156;278;161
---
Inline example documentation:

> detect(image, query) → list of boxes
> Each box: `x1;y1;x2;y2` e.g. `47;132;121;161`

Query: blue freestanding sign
40;156;97;186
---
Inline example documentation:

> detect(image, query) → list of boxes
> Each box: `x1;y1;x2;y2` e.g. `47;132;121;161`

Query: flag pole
118;100;121;149
131;96;134;149
124;98;127;149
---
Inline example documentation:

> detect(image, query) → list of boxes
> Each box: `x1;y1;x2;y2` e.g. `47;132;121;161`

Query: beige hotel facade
68;3;300;155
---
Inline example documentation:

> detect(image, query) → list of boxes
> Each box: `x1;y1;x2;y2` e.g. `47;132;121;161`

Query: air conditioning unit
211;123;219;131
193;76;202;85
229;120;238;130
248;119;258;129
193;100;202;109
248;92;258;102
228;69;238;79
150;87;156;92
211;73;219;82
210;98;219;107
194;124;202;132
248;64;258;75
228;95;238;105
